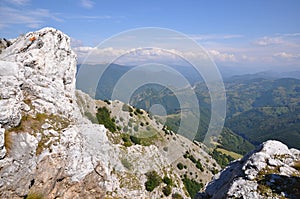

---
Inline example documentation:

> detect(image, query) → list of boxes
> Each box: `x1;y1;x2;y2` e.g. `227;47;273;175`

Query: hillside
124;77;300;150
225;78;300;149
0;27;219;199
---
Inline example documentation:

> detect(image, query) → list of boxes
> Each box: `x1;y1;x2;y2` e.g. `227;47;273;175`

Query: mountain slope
0;28;219;199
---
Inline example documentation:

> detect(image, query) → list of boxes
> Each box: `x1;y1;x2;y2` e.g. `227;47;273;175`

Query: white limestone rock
197;140;300;199
0;132;38;197
0;126;6;159
0;27;81;121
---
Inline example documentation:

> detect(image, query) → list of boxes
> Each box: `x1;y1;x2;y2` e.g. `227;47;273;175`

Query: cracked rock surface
197;140;300;199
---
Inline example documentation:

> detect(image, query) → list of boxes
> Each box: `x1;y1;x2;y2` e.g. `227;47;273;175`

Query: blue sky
1;0;300;72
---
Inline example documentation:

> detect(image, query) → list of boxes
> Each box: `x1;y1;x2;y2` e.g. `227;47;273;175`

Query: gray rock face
0;38;11;54
197;140;300;199
0;126;6;159
0;27;102;198
0;27;80;127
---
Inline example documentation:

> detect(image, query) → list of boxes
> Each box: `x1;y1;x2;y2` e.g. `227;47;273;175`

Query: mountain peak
0;27;79;129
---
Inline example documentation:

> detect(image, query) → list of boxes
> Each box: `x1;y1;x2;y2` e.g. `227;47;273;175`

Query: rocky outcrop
197;140;300;199
0;27;110;198
0;27;80;129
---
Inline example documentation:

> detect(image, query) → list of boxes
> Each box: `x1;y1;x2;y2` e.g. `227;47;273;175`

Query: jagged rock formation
197;140;300;199
0;28;219;199
0;27;108;198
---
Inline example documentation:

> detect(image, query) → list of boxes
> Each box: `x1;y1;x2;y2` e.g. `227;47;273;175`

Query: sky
1;0;300;72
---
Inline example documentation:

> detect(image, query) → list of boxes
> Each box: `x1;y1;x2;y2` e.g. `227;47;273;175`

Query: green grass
25;192;43;199
216;148;243;159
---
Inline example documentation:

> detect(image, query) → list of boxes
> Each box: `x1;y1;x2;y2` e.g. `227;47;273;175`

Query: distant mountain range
76;63;300;150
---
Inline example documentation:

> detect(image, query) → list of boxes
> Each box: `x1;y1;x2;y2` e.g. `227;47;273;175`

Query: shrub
188;155;197;163
130;135;141;145
128;121;132;127
96;107;116;133
121;134;132;147
196;160;204;172
122;104;133;112
104;99;111;105
133;125;139;132
177;162;184;170
136;108;143;114
182;177;203;199
211;168;219;175
183;153;188;159
162;185;172;196
172;193;183;199
123;126;129;132
163;176;172;186
145;171;161;192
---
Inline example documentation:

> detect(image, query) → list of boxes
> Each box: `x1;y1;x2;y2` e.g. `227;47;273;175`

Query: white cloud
276;33;300;37
71;38;84;48
170;34;243;42
189;34;243;41
274;52;300;59
80;0;95;9
0;6;62;30
65;15;114;20
6;0;30;5
254;36;283;46
208;50;237;62
72;44;239;66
